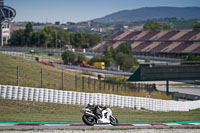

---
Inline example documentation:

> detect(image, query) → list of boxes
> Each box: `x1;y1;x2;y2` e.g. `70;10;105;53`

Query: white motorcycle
80;105;118;126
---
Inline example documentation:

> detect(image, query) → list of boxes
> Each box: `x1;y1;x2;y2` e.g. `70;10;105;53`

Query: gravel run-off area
1;129;200;133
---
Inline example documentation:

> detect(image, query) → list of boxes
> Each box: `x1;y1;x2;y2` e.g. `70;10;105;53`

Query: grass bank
0;53;171;99
0;99;199;123
0;53;75;90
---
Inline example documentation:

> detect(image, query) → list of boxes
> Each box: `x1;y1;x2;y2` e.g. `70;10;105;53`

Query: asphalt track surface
157;86;200;96
0;121;200;130
57;64;133;76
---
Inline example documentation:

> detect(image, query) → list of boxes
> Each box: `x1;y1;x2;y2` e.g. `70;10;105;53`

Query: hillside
93;7;200;23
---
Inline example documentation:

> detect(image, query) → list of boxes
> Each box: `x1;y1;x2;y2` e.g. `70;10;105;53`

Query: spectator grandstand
91;30;200;56
158;31;180;40
133;41;152;52
121;31;142;40
139;31;160;40
178;30;199;40
150;42;172;53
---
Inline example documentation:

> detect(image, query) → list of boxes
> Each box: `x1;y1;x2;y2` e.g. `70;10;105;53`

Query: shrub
48;53;54;56
104;76;127;83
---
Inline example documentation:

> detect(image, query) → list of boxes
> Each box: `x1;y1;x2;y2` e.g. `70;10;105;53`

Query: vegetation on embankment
0;53;76;90
0;53;171;99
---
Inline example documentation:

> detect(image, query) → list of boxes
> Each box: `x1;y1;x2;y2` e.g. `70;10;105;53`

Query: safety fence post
41;68;43;88
17;65;19;86
62;71;64;90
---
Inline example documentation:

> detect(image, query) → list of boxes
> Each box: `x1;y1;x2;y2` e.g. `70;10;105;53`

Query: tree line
62;43;139;72
143;20;200;31
143;21;171;31
9;23;101;49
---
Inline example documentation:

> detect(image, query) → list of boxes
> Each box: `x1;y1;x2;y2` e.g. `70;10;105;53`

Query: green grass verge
0;99;200;123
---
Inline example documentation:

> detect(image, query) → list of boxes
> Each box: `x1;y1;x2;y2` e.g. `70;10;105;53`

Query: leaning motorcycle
80;106;118;126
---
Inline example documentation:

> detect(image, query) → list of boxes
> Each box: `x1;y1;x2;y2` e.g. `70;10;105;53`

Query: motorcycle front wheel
82;115;96;126
110;116;118;126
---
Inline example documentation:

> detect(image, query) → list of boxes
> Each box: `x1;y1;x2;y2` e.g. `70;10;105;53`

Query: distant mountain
93;7;200;23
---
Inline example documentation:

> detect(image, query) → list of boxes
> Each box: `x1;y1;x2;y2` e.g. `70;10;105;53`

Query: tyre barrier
0;85;200;112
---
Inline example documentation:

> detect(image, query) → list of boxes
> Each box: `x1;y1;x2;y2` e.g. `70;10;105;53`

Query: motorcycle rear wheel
82;115;96;126
110;116;118;126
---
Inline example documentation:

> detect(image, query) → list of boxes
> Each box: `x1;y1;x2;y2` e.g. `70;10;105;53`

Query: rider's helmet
88;104;92;107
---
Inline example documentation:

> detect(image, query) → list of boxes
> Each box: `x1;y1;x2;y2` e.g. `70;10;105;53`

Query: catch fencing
0;85;200;112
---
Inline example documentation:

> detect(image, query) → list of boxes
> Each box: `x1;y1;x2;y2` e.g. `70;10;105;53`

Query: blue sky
5;0;200;23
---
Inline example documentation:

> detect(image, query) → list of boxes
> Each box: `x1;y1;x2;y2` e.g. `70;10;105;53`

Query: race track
0;121;200;130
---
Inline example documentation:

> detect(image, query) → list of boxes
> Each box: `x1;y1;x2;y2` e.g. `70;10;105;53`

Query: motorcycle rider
81;104;118;126
87;104;107;119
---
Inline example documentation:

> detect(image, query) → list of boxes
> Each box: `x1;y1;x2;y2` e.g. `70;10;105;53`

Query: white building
2;22;10;45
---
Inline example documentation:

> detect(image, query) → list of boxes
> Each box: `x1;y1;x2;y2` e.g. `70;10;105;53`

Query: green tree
163;24;171;30
9;30;25;46
115;52;138;72
184;54;200;61
103;47;115;67
42;26;70;48
193;23;200;30
24;22;33;46
84;33;101;48
75;54;86;65
70;32;85;48
62;51;76;65
103;34;111;40
42;29;52;48
104;47;118;59
9;25;99;48
89;55;104;65
30;31;45;47
145;58;151;63
104;47;113;58
57;28;70;47
143;21;171;31
143;21;163;31
117;43;132;56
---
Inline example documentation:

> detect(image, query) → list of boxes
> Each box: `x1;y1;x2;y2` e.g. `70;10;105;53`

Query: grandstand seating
113;41;125;48
108;31;124;40
139;31;160;40
92;30;200;54
134;31;148;39
192;46;200;53
142;42;161;52
133;41;152;52
158;31;180;40
161;42;182;52
96;40;116;51
115;31;132;40
104;40;116;47
131;42;143;49
121;31;141;40
194;33;200;40
183;43;200;53
150;42;172;52
178;31;200;40
91;41;107;51
170;42;193;53
151;31;169;40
